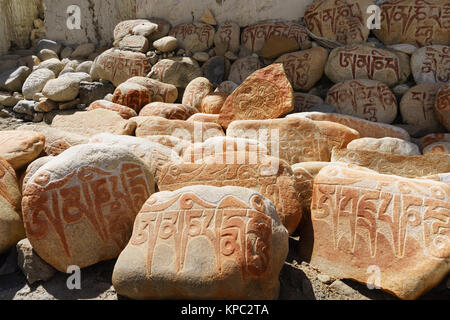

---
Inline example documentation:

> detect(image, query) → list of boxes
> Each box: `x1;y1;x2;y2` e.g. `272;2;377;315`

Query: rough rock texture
112;185;289;300
149;58;202;89
410;45;450;84
0;130;45;170
22;143;155;272
434;84;450;131
139;103;197;120
88;100;137;119
302;164;450;300
347;137;420;156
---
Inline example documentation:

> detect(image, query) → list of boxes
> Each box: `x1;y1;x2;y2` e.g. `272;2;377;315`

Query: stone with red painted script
88;100;138;119
22;143;155;272
139;102;197;120
182;77;213;111
325;79;398;124
411;45;450;85
301;164;450;299
241;22;311;53
214;21;240;55
169;22;215;53
325;45;410;86
304;0;373;44
112;82;152;112
373;0;450;47
434;84;450;131
219;64;294;129
112;185;288;300
0;157;25;254
275;47;328;91
228;56;262;85
400;83;446;135
292;93;324;113
126;76;178;103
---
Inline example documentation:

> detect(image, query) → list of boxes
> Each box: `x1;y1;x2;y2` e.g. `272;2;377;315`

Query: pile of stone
0;0;449;301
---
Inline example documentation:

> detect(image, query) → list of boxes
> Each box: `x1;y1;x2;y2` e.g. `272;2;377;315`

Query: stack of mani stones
0;0;449;300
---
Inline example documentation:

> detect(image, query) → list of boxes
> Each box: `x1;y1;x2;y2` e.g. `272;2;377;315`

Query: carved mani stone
288;112;410;141
158;155;302;234
0;130;45;170
126;77;178;103
0;157;25;254
112;185;289;300
169;22;215;53
226;118;331;165
373;0;450;47
325;79;398;124
182;77;213;111
134;116;224;143
325;45;410;86
434;84;450;132
112;82;152;112
331;148;450;178
423;142;450;155
418;133;450;151
219;64;294;129
347;137;421;156
302;164;450;300
144;135;192;157
304;0;373;44
22;144;155;272
411;45;450;85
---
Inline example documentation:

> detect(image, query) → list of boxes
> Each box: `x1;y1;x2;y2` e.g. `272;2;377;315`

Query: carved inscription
420;46;450;83
0;159;16;207
130;192;272;277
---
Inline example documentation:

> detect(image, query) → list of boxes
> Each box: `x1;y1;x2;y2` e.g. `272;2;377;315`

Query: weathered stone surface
201;93;228;114
114;19;157;41
373;0;450;47
434;84;450;131
325;45;410;86
51;109;136;137
242;22;311;53
151;57;202;88
76;61;94;74
59;72;92;83
0;130;45;170
347;137;420;156
38;49;58;62
145;135;192;156
288;112;410;140
182;77;213;111
58;99;80;111
400;83;446;135
71;43;96;58
119;35;149;53
0;158;24;254
331;148;450;178
214;22;240;55
35;58;64;77
314;121;360;151
88;100;138;119
42;78;80;102
181;137;267;164
159;154;301;234
304;164;450;300
22;143;155;272
228;56;262;85
135;116;224;143
325;80;398;123
112;82;152;112
112;185;288;299
139;103;197;120
305;0;373;44
215;81;238;95
126;77;178;103
260;36;300;60
21;156;55;192
192;52;209;63
89;133;181;182
22;68;55;100
79;81;115;106
227;118;330;164
411;45;450;84
16;238;56;284
0;92;21;107
169;22;215;52
422;142;450;155
220;64;294;128
202;56;230;87
187;113;221;125
13;100;36;116
153;36;178;53
0;66;31;92
293;93;324;113
275;47;328;91
418;133;450;150
200;8;216;25
17;125;88;157
92;48;152;87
